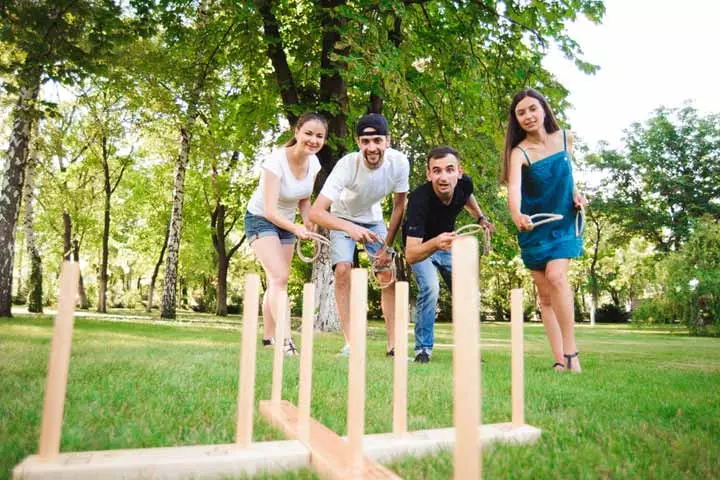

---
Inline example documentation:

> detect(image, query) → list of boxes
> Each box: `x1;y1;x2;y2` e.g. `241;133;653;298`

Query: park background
1;1;719;479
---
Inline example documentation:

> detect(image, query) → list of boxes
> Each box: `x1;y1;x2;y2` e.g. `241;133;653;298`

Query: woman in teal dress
501;88;587;373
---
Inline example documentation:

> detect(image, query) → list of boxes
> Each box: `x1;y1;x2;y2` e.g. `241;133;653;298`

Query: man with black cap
310;113;410;357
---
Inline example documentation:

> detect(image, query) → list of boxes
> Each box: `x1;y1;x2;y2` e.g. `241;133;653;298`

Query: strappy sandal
564;352;580;373
552;362;565;372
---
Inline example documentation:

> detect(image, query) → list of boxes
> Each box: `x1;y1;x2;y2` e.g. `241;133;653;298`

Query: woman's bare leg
252;237;295;343
531;270;565;367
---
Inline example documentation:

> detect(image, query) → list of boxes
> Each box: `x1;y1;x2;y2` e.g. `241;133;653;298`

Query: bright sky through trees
544;0;720;149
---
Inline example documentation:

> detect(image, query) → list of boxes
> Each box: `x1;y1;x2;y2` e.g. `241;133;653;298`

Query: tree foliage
587;104;720;252
0;1;613;327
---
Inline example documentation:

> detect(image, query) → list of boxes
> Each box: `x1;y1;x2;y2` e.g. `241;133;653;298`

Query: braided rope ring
454;224;492;256
527;213;563;229
575;205;585;237
295;232;331;263
366;245;397;289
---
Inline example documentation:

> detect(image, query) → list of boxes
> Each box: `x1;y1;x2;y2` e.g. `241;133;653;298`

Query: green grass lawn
1;311;719;479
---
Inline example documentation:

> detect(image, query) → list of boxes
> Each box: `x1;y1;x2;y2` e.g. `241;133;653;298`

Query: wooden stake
511;288;525;427
38;261;80;460
271;291;288;404
347;268;368;477
452;236;481;479
236;274;261;447
297;283;316;444
393;281;409;436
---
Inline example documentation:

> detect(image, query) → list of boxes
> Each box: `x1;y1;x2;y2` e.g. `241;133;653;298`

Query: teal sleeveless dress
517;130;583;271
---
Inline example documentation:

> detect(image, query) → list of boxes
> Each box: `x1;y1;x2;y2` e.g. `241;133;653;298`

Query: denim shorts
244;212;296;245
330;220;388;266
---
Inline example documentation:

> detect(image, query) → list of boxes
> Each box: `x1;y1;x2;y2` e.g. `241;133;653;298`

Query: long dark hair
500;88;560;184
285;112;329;147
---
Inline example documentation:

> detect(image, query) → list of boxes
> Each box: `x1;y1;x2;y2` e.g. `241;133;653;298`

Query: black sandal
564;352;580;372
552;362;565;371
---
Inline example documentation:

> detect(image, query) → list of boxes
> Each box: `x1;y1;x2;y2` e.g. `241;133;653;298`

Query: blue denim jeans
411;250;452;353
329;221;388;266
244;212;296;245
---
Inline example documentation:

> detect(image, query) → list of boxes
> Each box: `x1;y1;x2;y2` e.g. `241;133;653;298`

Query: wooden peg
452;236;481;479
236;274;261;447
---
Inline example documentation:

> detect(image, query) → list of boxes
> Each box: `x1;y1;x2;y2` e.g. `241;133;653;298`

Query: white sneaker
336;343;350;357
283;339;298;356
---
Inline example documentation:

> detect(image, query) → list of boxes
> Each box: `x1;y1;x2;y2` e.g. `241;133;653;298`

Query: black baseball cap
356;113;389;137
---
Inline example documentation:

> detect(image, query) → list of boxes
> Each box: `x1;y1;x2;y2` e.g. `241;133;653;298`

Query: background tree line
1;1;717;335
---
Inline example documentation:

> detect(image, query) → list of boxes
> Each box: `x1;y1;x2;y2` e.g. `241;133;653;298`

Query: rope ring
295;232;331;263
366;245;397;289
454;224;492;256
575;206;585;237
527;213;563;229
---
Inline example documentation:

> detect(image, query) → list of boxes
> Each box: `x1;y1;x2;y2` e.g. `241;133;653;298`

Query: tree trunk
23;153;43;313
98;135;111;313
0;69;41;317
254;0;299;125
161;122;194;319
62;211;72;261
216;259;228;316
311;226;339;331
147;220;170;312
73;238;90;309
15;234;23;300
589;215;601;326
210;200;243;317
212;203;228;316
179;276;188;309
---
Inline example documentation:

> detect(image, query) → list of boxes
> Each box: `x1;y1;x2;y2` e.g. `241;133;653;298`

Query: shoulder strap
517;146;531;164
563;129;567;151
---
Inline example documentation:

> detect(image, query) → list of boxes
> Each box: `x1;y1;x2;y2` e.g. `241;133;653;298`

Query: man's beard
363;150;385;170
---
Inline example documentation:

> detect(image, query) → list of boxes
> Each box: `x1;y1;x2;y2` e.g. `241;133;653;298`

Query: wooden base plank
14;411;540;480
13;440;309;480
361;423;542;464
260;400;401;480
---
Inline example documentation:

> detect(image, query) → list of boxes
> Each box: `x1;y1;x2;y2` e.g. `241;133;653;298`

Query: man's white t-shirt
320;148;410;224
247;148;321;222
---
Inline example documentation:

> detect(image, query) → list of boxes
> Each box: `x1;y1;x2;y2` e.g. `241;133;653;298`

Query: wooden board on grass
13;440;309;480
260;399;401;480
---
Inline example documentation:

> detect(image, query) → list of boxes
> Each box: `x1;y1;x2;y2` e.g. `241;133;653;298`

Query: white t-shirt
320;148;410;224
247;148;321;222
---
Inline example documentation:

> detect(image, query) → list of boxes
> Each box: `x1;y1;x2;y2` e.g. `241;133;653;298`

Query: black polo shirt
403;175;474;243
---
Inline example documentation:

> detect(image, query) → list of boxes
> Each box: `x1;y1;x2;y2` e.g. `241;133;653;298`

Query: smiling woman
502;88;587;374
243;112;328;357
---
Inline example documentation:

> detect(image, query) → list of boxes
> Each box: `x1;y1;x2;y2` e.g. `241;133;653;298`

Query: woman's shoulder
553;128;574;144
510;144;531;163
264;147;287;164
309;154;322;172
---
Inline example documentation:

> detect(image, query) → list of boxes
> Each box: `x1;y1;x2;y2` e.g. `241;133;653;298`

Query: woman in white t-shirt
244;113;327;355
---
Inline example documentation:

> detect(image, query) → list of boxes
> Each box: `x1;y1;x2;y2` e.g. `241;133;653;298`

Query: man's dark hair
427;146;461;167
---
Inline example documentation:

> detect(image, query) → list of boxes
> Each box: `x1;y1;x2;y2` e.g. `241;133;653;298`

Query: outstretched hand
479;218;495;235
294;225;313;240
347;224;380;243
373;246;393;267
434;231;457;251
512;213;533;232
